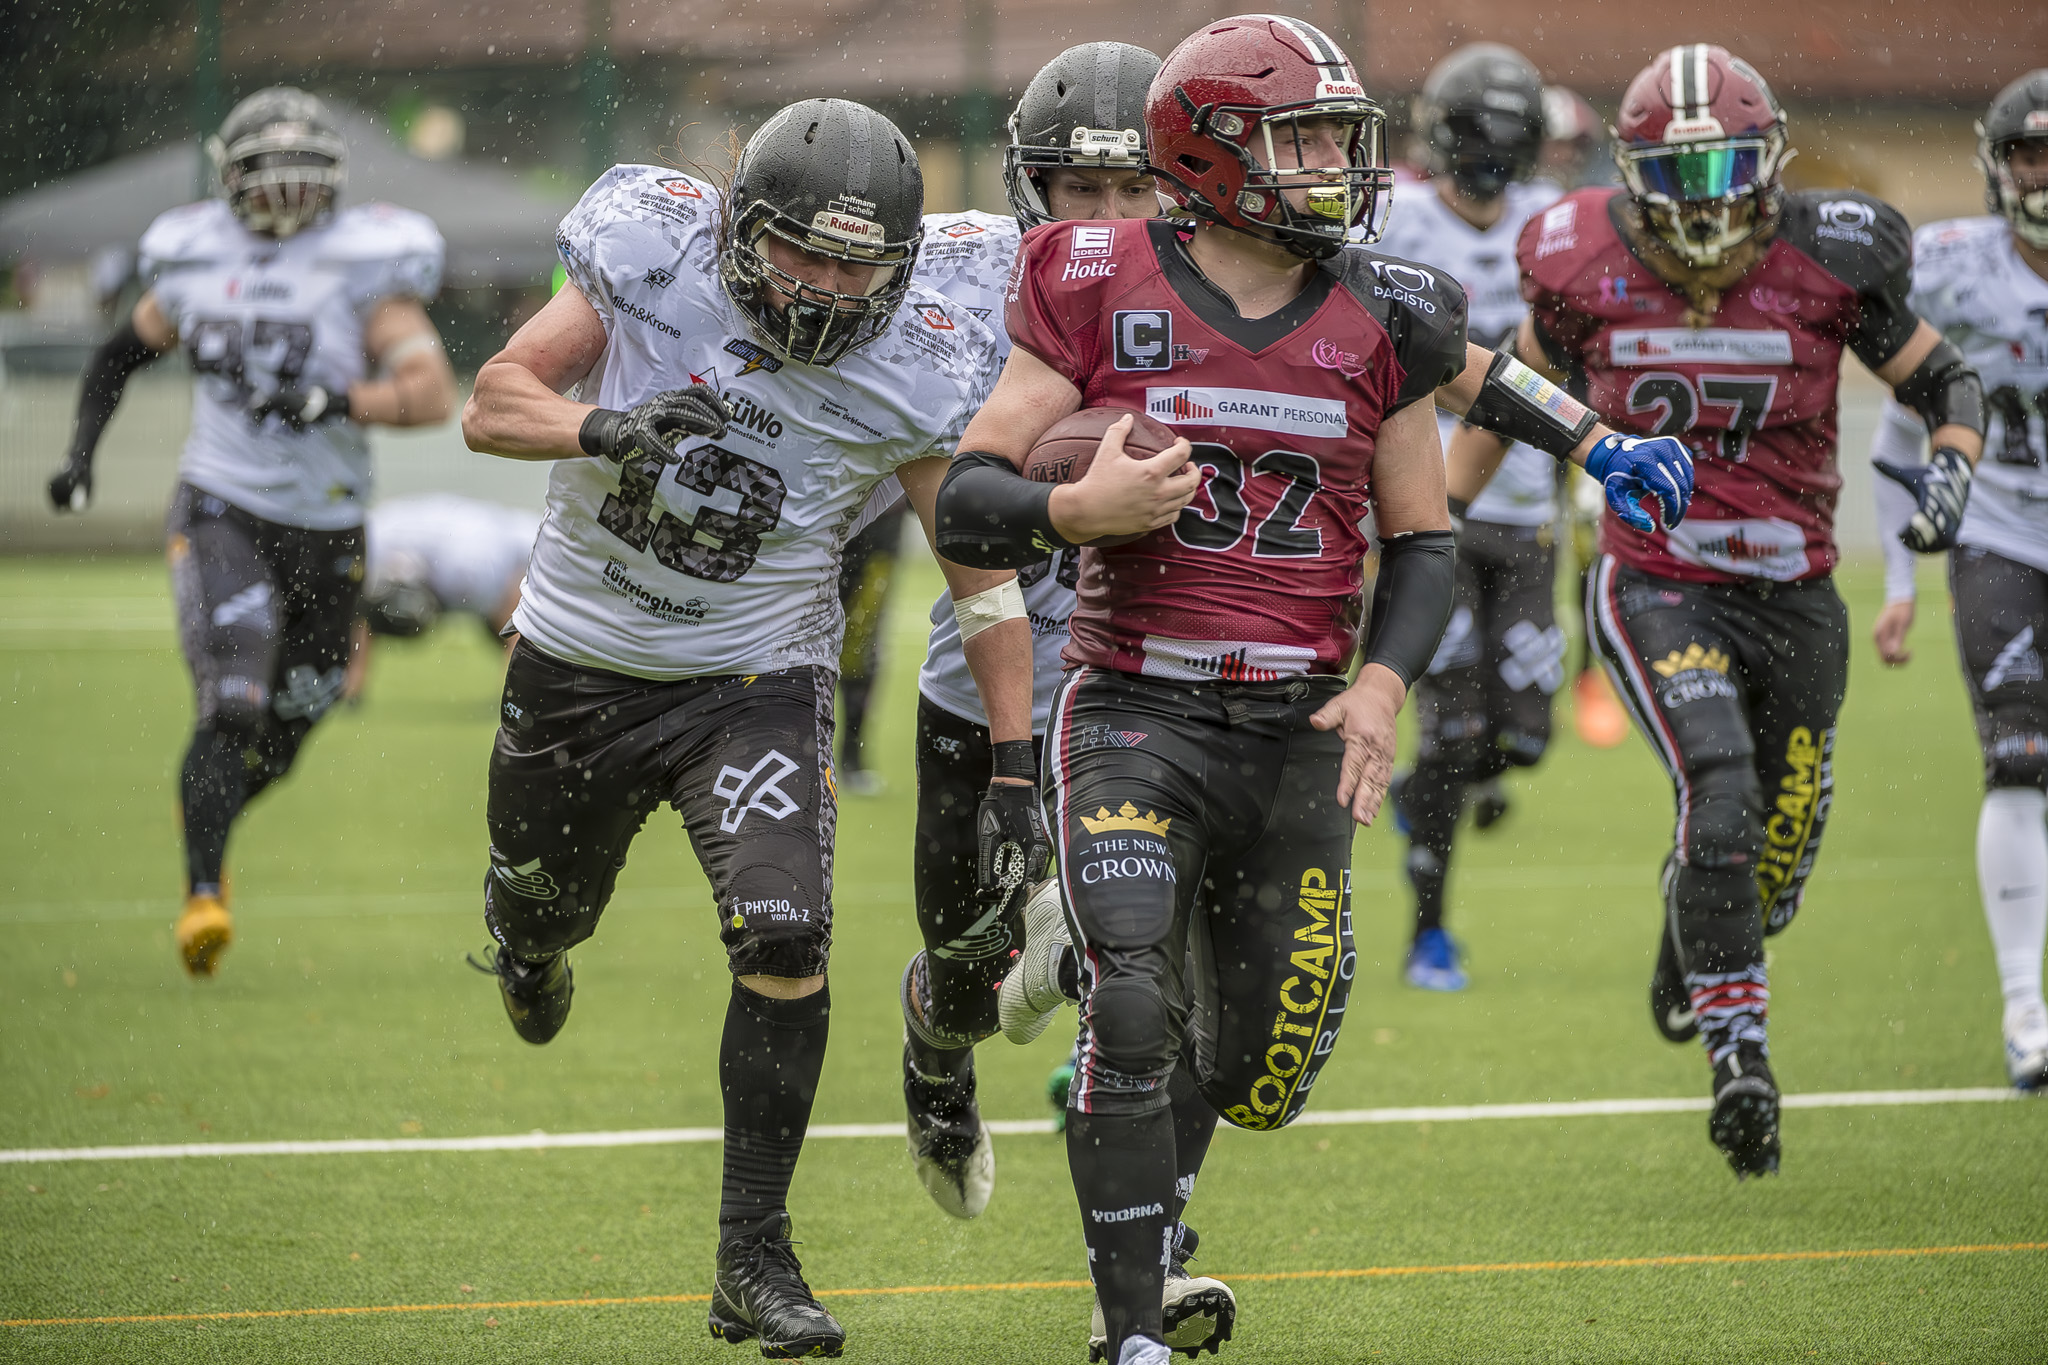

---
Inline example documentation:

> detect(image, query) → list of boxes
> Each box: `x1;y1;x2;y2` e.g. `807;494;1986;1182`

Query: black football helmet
358;555;440;639
719;99;924;367
208;87;347;238
1003;42;1163;229
1414;43;1546;201
1979;69;2048;250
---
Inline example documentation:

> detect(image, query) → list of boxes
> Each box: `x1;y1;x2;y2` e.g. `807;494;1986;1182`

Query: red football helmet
1613;44;1793;267
1146;14;1393;258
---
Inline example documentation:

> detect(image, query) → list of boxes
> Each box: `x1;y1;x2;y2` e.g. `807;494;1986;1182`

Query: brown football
1016;406;1184;548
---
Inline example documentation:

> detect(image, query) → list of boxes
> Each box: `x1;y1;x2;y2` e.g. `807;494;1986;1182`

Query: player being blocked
1447;44;1985;1179
937;16;1692;1364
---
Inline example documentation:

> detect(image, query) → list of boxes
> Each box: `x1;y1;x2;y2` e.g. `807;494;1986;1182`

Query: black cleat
1470;778;1510;831
708;1218;845;1359
1650;857;1698;1043
467;944;573;1045
1709;1046;1781;1180
1090;1224;1237;1360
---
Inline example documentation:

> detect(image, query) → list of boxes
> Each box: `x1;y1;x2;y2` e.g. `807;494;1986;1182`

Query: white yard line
1;1088;2016;1165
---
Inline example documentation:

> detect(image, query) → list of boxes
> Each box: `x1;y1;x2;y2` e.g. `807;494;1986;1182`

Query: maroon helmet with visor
1614;44;1792;267
1146;14;1393;259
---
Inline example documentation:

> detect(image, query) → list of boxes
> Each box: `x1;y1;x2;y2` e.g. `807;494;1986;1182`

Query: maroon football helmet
1613;44;1793;267
1146;14;1392;258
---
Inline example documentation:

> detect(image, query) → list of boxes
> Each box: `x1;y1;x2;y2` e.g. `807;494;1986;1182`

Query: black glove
249;385;348;432
48;454;94;513
1874;445;1973;554
578;385;730;465
976;740;1050;910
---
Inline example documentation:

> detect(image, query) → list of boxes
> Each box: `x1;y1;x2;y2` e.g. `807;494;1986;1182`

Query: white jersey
512;167;999;682
1376;178;1562;526
141;199;444;530
367;495;541;618
910;210;1080;734
1870;215;2048;596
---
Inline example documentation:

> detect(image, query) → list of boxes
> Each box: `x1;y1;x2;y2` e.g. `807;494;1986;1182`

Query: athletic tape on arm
953;578;1027;643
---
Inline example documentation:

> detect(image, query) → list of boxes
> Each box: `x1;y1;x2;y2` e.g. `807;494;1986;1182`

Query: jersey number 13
597;442;788;583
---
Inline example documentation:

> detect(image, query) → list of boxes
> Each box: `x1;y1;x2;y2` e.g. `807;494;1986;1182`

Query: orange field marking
7;1241;2043;1329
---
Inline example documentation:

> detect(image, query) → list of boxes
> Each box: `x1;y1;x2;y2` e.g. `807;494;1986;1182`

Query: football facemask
1618;130;1789;267
723;205;919;368
212;123;348;239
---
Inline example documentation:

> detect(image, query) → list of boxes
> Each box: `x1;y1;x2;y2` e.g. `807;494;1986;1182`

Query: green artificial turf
2;552;2043;1363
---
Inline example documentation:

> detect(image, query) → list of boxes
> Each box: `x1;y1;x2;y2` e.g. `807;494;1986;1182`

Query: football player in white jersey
459;99;1027;1358
45;88;455;978
1869;69;2048;1091
1375;43;1562;992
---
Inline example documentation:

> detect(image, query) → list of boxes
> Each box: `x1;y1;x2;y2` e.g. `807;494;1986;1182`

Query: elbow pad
1363;529;1457;688
934;450;1076;570
1894;338;1985;438
1461;349;1599;461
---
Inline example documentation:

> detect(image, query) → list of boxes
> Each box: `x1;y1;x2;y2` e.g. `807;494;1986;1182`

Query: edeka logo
1145;386;1347;440
1224;867;1354;1131
1757;725;1832;922
1113;310;1172;371
1609;328;1794;367
1069;225;1115;259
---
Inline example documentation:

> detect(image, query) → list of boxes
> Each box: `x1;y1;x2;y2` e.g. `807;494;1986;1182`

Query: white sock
1979;787;2048;1037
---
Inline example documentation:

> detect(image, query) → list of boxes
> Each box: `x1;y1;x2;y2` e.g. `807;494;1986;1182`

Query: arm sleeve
66;317;161;464
1870;397;1927;602
933;450;1076;568
1362;528;1458;686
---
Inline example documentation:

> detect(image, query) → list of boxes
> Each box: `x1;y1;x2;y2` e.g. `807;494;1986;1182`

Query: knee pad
1682;760;1760;875
722;861;830;978
482;847;605;960
1986;711;2048;790
207;675;270;740
1085;972;1175;1079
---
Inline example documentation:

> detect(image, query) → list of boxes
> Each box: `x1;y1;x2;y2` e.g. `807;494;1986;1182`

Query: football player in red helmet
1449;44;1986;1179
938;17;1691;1362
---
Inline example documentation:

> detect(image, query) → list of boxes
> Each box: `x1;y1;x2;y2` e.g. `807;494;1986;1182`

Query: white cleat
998;878;1073;1044
2004;1003;2048;1093
905;1111;995;1219
1115;1338;1174;1365
1090;1228;1237;1360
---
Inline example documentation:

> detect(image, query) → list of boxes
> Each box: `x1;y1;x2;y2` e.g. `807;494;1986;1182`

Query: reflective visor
1627;140;1767;202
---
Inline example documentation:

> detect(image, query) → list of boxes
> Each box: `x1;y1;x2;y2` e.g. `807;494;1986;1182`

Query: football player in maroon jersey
1450;44;1986;1179
935;16;1693;1363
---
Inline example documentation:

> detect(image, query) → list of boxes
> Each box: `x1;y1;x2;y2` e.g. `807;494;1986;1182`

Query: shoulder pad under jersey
137;200;243;280
1776;189;1912;296
319;202;447;301
1330;247;1471;405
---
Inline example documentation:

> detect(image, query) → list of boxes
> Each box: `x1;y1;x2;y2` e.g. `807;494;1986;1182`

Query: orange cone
1574;669;1630;749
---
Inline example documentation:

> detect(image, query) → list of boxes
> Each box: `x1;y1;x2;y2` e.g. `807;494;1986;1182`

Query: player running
896;38;1162;1210
459;99;1024;1359
1377;42;1564;992
1451;44;1986;1175
938;18;1692;1363
44;87;454;978
1867;69;2048;1092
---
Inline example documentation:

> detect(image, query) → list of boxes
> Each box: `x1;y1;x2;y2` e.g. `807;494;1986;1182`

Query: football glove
1873;446;1972;554
578;385;730;465
47;454;93;513
249;385;348;431
1585;433;1694;534
976;741;1050;914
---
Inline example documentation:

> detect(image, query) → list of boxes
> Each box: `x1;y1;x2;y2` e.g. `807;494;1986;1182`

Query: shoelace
734;1236;818;1306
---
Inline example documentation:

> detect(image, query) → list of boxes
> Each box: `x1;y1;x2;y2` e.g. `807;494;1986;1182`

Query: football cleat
999;878;1074;1044
175;893;233;978
902;1044;994;1219
2003;1004;2048;1093
708;1216;845;1359
1573;669;1631;748
1090;1225;1237;1360
1469;778;1510;831
1404;926;1467;992
467;944;573;1045
1709;1045;1781;1180
1651;862;1697;1043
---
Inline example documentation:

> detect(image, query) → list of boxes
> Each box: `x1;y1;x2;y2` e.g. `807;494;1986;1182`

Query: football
1016;406;1185;547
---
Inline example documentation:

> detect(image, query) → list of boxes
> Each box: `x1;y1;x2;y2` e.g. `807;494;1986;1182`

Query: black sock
719;979;831;1241
1166;1065;1218;1227
1068;1106;1173;1359
180;727;247;892
1403;758;1462;937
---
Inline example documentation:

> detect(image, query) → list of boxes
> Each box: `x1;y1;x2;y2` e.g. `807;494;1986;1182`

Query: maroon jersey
1522;187;1917;583
1008;218;1467;678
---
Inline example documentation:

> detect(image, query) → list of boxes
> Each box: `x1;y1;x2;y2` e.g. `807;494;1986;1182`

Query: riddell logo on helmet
1317;81;1365;99
1662;115;1726;142
813;211;885;244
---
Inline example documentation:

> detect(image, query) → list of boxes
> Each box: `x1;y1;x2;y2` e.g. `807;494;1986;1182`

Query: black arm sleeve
1460;348;1601;461
1362;528;1457;688
933;449;1078;569
65;318;161;464
1892;336;1987;438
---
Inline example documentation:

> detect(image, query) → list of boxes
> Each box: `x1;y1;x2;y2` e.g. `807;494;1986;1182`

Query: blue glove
1584;434;1694;534
1872;445;1972;554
